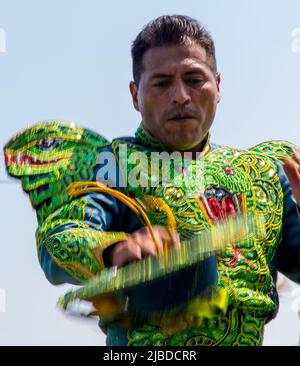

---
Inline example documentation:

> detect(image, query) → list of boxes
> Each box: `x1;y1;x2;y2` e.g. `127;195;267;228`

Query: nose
171;80;191;105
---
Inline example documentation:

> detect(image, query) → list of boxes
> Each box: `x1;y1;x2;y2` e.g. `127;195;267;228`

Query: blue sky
0;0;300;345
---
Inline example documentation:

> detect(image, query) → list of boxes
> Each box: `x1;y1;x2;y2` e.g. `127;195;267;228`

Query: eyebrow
150;73;173;80
185;68;206;75
150;68;207;80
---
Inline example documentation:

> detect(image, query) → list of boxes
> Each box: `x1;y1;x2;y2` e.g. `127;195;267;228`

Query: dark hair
131;15;217;86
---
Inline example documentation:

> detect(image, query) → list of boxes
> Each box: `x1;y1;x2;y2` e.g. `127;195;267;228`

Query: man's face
130;43;221;151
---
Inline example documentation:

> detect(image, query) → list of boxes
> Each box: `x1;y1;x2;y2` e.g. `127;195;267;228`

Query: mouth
199;186;242;221
5;153;62;166
169;116;195;121
167;113;196;122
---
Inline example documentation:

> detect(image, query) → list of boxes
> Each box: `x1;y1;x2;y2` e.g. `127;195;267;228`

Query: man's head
129;15;221;152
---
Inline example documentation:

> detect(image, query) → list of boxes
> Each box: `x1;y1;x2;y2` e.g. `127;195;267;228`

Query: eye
224;166;235;175
37;138;64;151
188;79;204;84
153;81;169;87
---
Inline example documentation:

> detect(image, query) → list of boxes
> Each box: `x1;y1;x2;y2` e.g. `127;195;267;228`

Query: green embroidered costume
4;121;300;346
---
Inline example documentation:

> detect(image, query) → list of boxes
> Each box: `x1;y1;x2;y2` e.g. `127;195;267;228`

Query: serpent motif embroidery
4;121;299;345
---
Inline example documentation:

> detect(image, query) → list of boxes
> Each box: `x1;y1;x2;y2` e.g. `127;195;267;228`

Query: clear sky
0;0;300;345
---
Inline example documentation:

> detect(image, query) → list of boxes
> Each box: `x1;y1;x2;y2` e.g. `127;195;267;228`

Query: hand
104;226;180;268
283;147;300;206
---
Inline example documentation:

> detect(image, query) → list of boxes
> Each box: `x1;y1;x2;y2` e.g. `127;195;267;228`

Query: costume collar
134;123;211;156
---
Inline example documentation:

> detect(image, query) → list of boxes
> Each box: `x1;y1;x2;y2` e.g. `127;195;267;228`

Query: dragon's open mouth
199;186;242;221
5;153;62;166
199;187;255;268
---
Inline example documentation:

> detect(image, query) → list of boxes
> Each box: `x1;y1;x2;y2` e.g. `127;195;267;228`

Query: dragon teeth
199;194;215;220
232;194;241;214
16;154;23;164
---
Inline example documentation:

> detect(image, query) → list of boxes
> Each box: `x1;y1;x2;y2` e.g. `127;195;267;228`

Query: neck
177;135;210;160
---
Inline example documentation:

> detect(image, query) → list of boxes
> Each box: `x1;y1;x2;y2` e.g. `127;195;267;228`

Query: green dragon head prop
4;121;109;223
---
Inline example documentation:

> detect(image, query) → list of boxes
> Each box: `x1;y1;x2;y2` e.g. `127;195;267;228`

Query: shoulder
208;140;298;163
249;140;298;163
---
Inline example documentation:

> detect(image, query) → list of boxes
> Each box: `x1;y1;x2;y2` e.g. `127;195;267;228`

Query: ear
215;72;221;103
129;81;140;112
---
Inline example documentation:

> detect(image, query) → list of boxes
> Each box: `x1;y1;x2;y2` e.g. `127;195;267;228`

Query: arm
37;191;141;285
274;157;300;283
36;193;130;284
250;140;300;281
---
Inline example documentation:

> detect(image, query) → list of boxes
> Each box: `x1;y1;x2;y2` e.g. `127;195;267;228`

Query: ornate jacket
4;121;300;346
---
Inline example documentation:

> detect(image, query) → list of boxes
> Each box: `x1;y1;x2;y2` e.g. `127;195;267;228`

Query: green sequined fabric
4;121;299;346
113;128;298;346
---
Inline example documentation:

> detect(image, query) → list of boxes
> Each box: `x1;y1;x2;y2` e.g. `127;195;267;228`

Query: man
4;15;300;346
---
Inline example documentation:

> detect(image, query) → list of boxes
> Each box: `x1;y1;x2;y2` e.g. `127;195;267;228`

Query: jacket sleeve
273;161;300;283
36;153;142;286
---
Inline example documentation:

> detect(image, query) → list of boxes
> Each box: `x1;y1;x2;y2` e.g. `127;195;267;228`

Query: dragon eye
224;166;235;175
37;138;64;151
